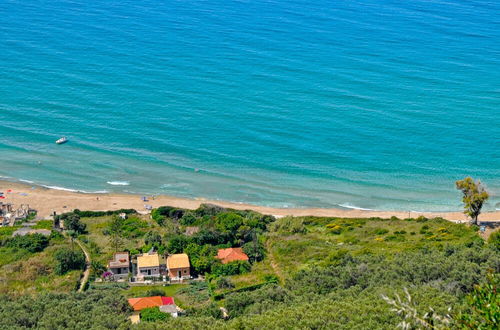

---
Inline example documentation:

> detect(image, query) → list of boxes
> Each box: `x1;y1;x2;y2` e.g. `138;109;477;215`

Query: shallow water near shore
0;0;499;211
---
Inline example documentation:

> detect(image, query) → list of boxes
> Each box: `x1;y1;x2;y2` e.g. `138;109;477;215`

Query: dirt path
266;240;285;283
75;239;91;293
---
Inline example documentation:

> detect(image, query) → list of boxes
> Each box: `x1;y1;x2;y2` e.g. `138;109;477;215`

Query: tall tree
456;177;489;225
108;215;124;252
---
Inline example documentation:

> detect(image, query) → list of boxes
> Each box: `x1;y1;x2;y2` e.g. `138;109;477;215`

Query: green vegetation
0;231;81;295
54;248;86;275
0;290;130;329
3;233;49;253
140;307;171;322
32;220;54;230
0;203;498;328
56;212;87;234
456;177;489;225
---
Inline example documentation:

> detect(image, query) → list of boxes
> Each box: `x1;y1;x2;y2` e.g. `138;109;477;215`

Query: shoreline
1;180;499;221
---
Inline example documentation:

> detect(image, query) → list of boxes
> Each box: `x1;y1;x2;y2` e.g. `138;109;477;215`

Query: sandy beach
1;180;499;221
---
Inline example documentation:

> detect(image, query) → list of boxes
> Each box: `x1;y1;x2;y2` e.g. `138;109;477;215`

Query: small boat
55;137;68;144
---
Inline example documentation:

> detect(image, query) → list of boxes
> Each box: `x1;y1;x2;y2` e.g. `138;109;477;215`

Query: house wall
168;267;190;279
138;266;161;277
110;267;129;280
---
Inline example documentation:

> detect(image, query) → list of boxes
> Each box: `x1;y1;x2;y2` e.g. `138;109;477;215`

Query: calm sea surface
0;0;499;211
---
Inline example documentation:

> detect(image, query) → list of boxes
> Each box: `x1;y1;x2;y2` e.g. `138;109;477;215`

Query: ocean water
0;0;499;211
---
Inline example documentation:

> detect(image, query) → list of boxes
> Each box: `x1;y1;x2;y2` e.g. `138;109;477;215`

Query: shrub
180;212;197;226
140;307;171;322
54;248;86;275
374;228;389;235
216;277;235;289
270;217;307;234
195;204;227;217
488;230;500;250
212;260;251;277
243;240;266;263
5;234;49;253
144;231;162;246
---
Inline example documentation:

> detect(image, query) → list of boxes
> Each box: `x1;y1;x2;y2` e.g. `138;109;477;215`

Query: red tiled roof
216;247;249;264
127;296;175;311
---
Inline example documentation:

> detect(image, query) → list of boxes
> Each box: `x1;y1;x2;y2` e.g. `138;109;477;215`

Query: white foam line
338;203;374;211
107;181;130;186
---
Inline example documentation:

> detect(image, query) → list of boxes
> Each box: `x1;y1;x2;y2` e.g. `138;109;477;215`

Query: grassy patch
266;217;479;278
32;220;53;230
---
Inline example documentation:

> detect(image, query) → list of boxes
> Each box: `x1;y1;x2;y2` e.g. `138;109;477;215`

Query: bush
374;228;389;235
212;260;251;277
243;240;266;263
216;277;234;289
180;212;197;226
73;209;136;217
488;230;500;250
270;217;307;234
144;231;162;246
195;204;227;217
140;307;171;322
167;235;191;254
5;234;49;253
54;248;86;275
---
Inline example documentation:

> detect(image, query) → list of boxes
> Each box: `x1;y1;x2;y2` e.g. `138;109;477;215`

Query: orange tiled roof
216;247;249;264
127;296;175;311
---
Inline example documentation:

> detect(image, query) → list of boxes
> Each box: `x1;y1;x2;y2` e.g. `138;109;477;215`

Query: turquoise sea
0;0;499;211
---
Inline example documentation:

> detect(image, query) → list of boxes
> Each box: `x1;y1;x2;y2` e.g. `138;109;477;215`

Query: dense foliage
54;248;86;275
140;307;171;322
150;204;275;276
56;212;87;234
0;290;130;329
1;207;498;329
2;233;49;253
456;177;489;224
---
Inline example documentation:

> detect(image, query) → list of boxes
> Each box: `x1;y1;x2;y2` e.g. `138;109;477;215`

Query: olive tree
455;177;489;225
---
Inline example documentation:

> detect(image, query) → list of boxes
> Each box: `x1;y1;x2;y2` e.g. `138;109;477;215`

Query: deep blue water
0;0;499;211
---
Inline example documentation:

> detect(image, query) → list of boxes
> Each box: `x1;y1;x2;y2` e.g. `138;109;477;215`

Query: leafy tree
166;235;191;254
180;212;197;226
144;231;162;246
185;243;217;274
456;177;489;225
58;212;86;234
215;212;244;233
108;215;124;252
54;248;85;275
243;235;266;263
0;290;131;329
90;260;106;277
212;260;251;276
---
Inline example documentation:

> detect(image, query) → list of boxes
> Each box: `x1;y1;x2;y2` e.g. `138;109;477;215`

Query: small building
127;296;176;324
166;253;191;280
137;252;161;278
107;252;130;281
216;247;249;264
159;304;179;318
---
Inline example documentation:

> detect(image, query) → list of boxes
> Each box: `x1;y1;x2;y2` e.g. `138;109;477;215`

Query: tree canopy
456;177;489;224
